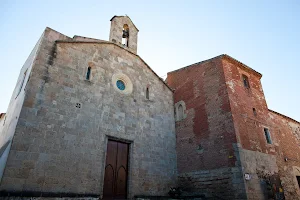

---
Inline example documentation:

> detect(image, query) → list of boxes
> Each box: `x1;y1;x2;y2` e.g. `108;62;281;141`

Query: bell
122;30;129;38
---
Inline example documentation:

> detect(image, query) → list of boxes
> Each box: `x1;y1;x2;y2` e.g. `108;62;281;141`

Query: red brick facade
167;54;300;200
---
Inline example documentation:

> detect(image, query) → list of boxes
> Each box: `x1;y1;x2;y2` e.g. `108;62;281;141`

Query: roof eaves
73;35;107;42
222;54;262;78
167;55;223;74
268;109;300;124
167;54;262;79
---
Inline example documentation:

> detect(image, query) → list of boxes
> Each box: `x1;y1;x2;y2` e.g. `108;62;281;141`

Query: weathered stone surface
1;16;300;200
0;22;176;198
109;15;138;54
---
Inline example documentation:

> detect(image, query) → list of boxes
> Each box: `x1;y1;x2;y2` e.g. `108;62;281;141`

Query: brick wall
222;56;300;200
167;56;247;199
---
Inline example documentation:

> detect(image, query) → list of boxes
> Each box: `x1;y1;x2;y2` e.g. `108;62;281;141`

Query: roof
110;15;139;31
55;40;172;91
268;109;300;124
168;54;262;78
73;35;107;43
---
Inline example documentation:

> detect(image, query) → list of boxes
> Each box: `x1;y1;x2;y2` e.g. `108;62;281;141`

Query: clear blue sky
1;0;299;121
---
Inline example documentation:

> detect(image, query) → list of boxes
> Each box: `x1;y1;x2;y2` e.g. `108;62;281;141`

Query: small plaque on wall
244;173;251;181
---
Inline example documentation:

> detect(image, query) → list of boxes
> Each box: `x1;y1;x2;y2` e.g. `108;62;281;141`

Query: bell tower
109;15;139;54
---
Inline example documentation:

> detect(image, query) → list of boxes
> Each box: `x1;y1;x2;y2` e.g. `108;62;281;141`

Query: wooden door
103;140;129;199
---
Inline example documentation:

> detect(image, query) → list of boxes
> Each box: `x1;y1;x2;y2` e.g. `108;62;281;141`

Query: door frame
100;135;133;199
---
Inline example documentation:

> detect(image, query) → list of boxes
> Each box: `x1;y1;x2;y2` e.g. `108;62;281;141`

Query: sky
0;0;299;121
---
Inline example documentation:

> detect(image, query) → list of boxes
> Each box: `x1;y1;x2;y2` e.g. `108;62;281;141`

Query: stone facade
0;17;177;199
1;16;300;200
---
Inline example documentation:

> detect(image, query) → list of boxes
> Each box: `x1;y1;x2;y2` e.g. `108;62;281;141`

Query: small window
242;75;250;88
178;104;184;120
16;69;28;98
146;87;149;100
264;128;272;144
86;67;91;80
122;24;129;47
116;80;126;91
253;108;257;116
297;176;300;188
3;116;6;126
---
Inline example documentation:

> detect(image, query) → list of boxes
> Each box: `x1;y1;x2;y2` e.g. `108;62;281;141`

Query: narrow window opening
16;69;28;98
296;176;300;188
3;116;6;126
146;87;149;100
122;24;129;47
253;108;257;116
178;104;184;120
242;75;250;88
264;128;272;144
86;67;91;80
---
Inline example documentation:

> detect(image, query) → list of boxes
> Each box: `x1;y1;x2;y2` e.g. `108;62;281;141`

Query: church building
0;16;300;200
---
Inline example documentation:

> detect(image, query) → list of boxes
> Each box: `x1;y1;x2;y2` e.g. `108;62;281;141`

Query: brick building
0;16;300;200
167;55;300;200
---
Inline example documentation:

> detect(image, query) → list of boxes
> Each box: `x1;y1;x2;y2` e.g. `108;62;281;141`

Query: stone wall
178;166;246;199
0;28;177;198
0;32;44;183
238;148;279;200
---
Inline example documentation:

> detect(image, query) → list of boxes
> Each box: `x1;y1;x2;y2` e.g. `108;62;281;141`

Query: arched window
242;74;250;88
122;24;129;47
86;67;91;80
178;104;184;120
146;87;149;100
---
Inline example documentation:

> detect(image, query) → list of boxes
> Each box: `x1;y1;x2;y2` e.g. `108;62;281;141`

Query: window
242;75;250;88
264;128;272;144
3;116;6;126
122;24;129;47
116;80;126;91
175;101;186;121
16;69;28;98
146;87;149;100
253;108;257;116
86;67;91;80
178;104;184;120
112;73;133;95
297;176;300;188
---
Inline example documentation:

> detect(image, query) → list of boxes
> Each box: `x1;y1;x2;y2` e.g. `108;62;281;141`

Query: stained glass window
116;80;126;90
